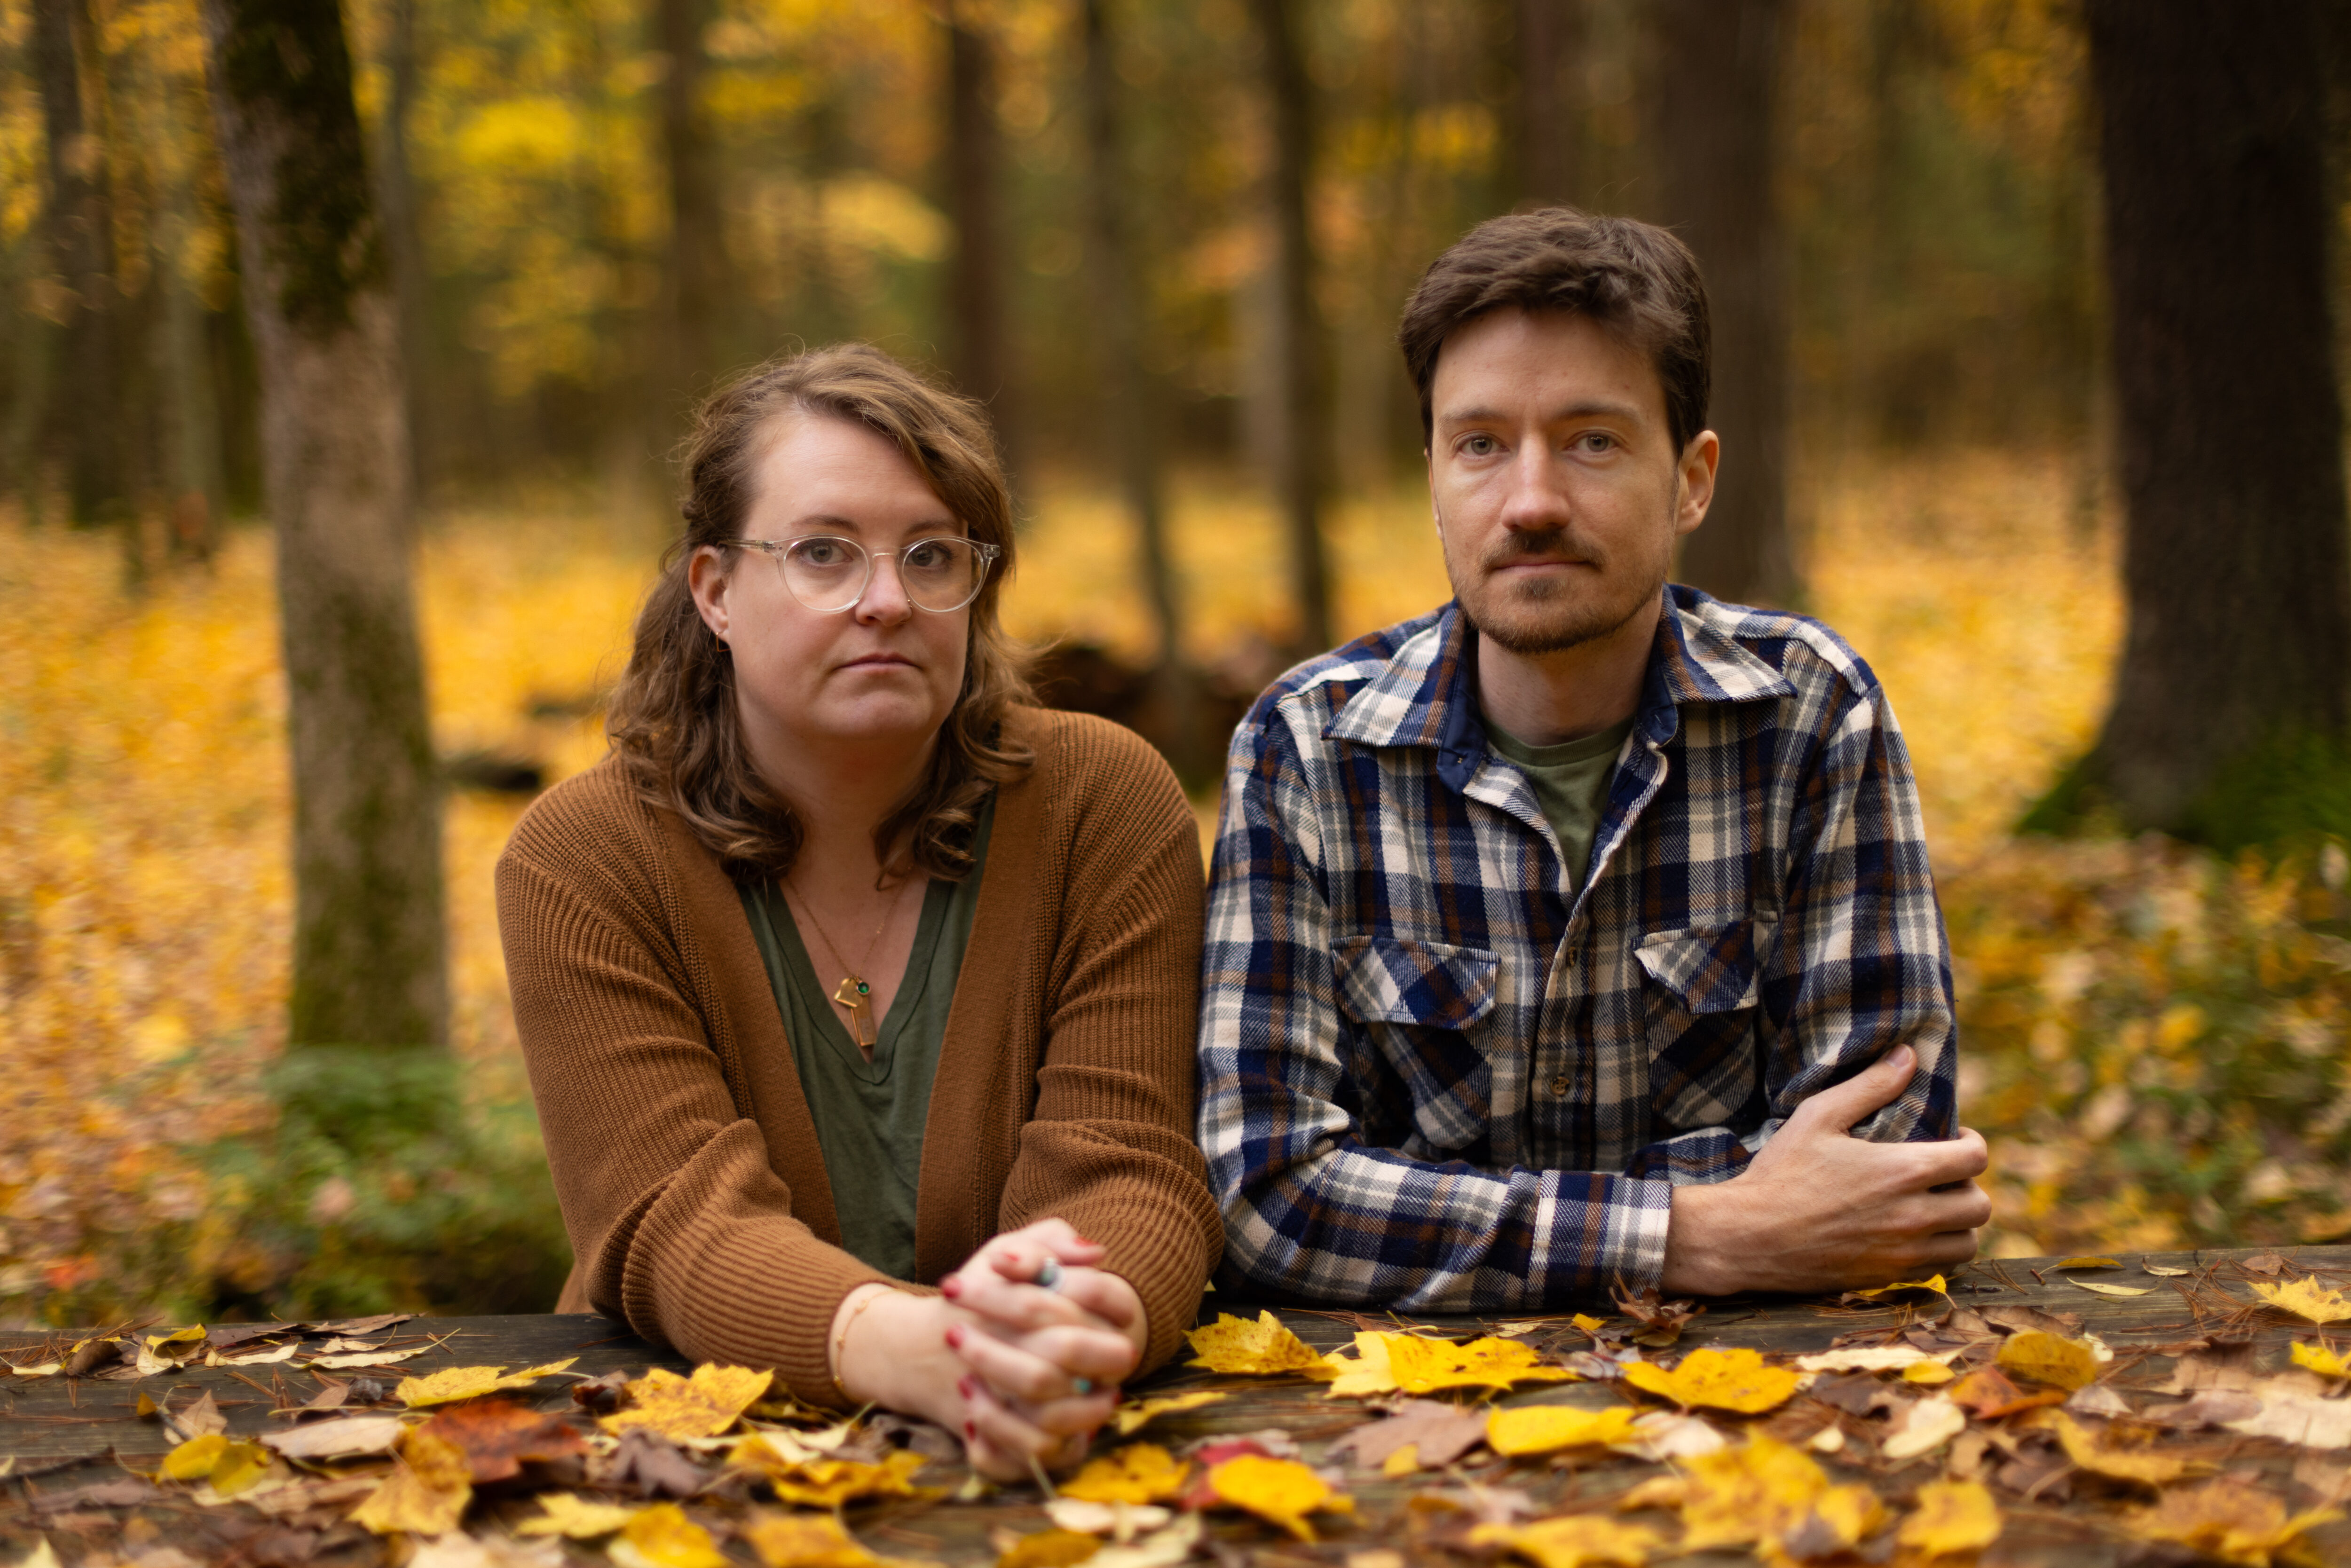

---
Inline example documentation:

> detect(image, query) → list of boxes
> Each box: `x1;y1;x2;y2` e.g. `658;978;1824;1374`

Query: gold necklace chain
783;874;915;1059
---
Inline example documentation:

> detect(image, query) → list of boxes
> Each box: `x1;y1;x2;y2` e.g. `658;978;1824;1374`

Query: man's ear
1675;430;1721;536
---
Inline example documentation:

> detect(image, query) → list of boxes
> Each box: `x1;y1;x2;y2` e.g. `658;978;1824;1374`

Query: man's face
1427;307;1715;655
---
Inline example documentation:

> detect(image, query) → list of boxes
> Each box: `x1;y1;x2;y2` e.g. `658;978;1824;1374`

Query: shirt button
1551;1075;1571;1098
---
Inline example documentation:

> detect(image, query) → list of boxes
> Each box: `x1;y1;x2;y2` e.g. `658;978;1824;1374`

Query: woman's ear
686;545;734;642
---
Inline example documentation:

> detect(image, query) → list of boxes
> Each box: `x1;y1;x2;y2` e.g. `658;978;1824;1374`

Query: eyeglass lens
778;537;989;613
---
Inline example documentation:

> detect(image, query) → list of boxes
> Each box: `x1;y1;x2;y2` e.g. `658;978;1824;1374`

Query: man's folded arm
1198;703;1672;1310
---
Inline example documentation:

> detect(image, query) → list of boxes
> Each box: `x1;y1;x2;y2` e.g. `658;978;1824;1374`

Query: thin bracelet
829;1286;890;1405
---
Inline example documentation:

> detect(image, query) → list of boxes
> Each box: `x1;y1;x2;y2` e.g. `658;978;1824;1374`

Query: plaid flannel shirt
1198;587;1958;1311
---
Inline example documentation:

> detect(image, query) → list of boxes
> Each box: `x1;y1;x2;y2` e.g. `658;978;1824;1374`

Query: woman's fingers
947;1262;1117;1336
962;1379;1097;1472
978;1219;1104;1284
950;1319;1134;1405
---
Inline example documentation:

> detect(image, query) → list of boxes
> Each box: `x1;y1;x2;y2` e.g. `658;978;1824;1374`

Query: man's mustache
1480;528;1602;573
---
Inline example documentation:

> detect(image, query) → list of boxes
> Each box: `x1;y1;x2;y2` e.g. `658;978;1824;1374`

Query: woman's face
689;414;973;767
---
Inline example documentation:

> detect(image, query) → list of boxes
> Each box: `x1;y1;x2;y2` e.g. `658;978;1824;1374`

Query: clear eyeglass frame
727;535;1002;614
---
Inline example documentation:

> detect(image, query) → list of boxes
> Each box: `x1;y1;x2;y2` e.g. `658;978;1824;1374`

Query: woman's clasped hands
828;1219;1146;1480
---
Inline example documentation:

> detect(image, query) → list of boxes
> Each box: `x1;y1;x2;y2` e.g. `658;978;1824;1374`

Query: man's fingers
1785;1045;1917;1136
1911;1128;1990;1188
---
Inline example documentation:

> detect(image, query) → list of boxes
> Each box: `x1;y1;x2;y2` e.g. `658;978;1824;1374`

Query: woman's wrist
828;1283;906;1407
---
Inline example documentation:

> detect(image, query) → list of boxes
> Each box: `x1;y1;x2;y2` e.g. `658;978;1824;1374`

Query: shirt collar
1325;587;1796;791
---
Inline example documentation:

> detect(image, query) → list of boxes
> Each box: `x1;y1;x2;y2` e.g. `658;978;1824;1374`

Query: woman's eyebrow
775;511;958;536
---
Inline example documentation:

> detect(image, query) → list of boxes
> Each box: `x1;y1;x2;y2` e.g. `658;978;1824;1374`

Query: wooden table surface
6;1247;2351;1565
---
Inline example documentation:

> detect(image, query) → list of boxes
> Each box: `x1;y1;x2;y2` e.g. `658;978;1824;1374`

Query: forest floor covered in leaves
3;446;2348;1328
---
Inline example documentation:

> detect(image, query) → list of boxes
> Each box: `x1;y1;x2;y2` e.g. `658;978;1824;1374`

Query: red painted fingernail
958;1375;977;1400
964;1420;977;1439
941;1276;963;1299
1076;1236;1097;1247
945;1324;965;1349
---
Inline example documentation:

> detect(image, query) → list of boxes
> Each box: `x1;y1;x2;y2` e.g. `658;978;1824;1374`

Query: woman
497;344;1221;1476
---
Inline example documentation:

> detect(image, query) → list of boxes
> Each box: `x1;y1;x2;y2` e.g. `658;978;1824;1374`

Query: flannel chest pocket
1635;920;1773;1133
1333;935;1499;1154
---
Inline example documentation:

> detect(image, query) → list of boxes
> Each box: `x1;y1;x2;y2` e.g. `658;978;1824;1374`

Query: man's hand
1659;1045;1990;1296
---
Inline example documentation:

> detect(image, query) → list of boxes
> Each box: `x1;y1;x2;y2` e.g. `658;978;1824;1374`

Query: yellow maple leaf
994;1529;1103;1568
1620;1347;1799;1414
1995;1331;2099;1391
765;1450;929;1509
1486;1405;1642;1456
2289;1341;2351;1379
1673;1436;1830;1553
615;1502;730;1568
1207;1454;1352;1542
1112;1390;1227;1435
1184;1312;1333;1378
205;1441;274;1497
352;1428;473;1536
515;1492;643;1538
599;1363;776;1438
395;1356;580;1408
161;1433;229;1482
742;1511;886;1568
2124;1480;2343;1568
1898;1481;2003;1560
1059;1444;1185;1505
2253;1277;2351;1326
1469;1514;1661;1568
1785;1484;1890;1564
2048;1413;2202;1488
1848;1276;1948;1300
1321;1331;1397;1397
1321;1331;1573;1398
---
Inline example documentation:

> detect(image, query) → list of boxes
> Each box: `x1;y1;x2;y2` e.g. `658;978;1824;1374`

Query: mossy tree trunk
656;0;721;400
1252;0;1334;656
1514;0;1585;210
943;0;1015;482
1654;0;1796;611
199;0;448;1051
2065;0;2351;836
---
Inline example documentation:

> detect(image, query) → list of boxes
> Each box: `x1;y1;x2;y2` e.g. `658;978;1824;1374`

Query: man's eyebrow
1436;399;1647;427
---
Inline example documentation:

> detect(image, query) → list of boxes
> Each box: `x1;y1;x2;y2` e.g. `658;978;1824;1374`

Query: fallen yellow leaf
2056;1256;2122;1269
599;1364;775;1438
1620;1347;1799;1414
1902;1361;1956;1386
1322;1331;1574;1398
396;1357;580;1408
1207;1454;1351;1542
161;1434;229;1482
2123;1479;2342;1567
352;1428;474;1536
1796;1484;1890;1558
1673;1435;1830;1552
1996;1331;2099;1391
742;1511;887;1568
2049;1413;2202;1487
204;1441;273;1497
765;1451;929;1509
1468;1514;1661;1568
2253;1277;2351;1326
1112;1391;1226;1435
615;1502;730;1568
515;1492;642;1538
1059;1445;1185;1505
1570;1314;1607;1333
1898;1480;2003;1560
1185;1312;1333;1378
994;1528;1102;1568
1486;1405;1641;1456
1847;1276;1948;1300
2289;1342;2351;1379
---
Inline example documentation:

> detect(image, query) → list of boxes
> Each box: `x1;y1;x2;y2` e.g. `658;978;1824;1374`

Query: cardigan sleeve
496;803;893;1406
993;724;1225;1375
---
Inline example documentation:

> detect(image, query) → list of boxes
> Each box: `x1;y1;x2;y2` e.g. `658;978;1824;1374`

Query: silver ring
1071;1377;1094;1396
1034;1258;1064;1292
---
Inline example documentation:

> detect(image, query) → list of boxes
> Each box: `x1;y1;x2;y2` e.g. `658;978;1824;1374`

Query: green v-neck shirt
736;797;995;1280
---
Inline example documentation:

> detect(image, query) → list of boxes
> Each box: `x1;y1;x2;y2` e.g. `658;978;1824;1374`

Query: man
1198;209;1989;1308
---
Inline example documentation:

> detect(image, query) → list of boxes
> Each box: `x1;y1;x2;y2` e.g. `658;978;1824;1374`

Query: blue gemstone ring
1071;1377;1095;1397
1034;1258;1064;1293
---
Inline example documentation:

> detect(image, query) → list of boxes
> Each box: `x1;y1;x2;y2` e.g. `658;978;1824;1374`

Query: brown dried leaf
2123;1479;2342;1566
422;1398;591;1482
1330;1401;1490;1470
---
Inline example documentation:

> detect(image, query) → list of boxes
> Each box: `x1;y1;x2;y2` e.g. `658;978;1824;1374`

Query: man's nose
1499;445;1571;530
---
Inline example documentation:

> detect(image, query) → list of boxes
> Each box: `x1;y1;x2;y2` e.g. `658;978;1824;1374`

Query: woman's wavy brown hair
607;343;1034;884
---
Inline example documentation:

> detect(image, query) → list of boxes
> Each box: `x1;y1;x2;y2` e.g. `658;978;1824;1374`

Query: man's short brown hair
1398;207;1711;453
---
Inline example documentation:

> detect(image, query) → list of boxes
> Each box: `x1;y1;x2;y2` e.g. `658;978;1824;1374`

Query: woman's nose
853;552;915;622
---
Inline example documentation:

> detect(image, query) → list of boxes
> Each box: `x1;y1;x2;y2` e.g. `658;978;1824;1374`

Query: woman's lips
839;653;916;669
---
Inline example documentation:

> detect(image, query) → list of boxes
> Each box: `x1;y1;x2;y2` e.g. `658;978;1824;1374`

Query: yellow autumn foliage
1057;1444;1186;1505
1184;1311;1332;1378
398;1357;579;1408
1995;1331;2099;1391
599;1363;775;1438
2252;1278;2351;1326
1898;1481;2004;1560
2123;1481;2343;1568
1486;1404;1641;1456
1469;1514;1662;1568
352;1427;474;1536
1619;1347;1799;1414
1207;1454;1352;1543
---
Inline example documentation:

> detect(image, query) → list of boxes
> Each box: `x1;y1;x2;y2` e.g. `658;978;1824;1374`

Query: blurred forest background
3;0;2351;1325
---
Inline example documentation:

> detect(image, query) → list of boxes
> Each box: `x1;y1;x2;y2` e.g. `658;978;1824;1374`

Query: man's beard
1452;528;1666;655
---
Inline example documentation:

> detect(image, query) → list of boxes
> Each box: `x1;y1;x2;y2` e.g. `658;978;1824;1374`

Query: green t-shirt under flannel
736;797;994;1281
1484;714;1636;894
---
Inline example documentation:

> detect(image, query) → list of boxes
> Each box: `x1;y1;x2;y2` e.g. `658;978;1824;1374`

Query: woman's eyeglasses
728;535;1000;614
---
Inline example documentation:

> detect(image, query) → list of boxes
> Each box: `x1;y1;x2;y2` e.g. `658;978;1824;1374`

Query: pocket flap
1333;936;1500;1031
1635;922;1767;1015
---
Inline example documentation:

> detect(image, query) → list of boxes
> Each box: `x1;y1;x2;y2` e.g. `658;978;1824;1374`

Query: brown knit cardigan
495;707;1223;1404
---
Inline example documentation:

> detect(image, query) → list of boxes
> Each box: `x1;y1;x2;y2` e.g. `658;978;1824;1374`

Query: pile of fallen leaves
7;1258;2351;1565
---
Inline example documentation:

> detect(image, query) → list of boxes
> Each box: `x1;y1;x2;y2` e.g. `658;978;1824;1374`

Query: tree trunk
1251;0;1333;655
1080;0;1198;770
198;0;448;1051
943;0;1013;476
1654;0;1795;610
2066;0;2351;835
1515;0;1584;209
148;56;227;564
657;0;722;399
33;0;130;532
371;0;433;500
